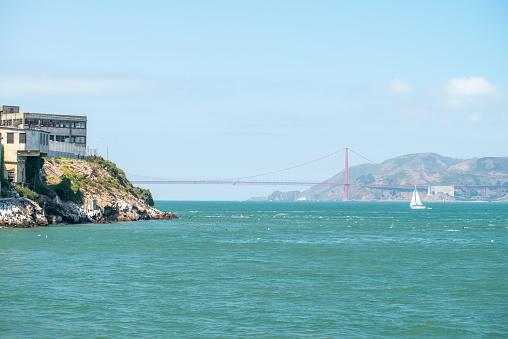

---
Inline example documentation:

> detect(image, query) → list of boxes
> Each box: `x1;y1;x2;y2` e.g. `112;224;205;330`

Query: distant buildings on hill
0;105;94;185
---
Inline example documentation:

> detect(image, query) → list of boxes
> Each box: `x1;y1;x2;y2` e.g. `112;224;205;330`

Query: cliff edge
0;156;177;228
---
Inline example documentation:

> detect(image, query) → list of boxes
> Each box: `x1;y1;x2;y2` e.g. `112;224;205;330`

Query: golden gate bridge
128;147;506;200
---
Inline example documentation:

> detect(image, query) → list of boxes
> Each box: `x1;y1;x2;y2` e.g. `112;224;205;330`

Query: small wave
445;230;460;232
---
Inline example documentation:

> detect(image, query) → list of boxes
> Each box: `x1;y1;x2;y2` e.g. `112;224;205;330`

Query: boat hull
410;205;427;210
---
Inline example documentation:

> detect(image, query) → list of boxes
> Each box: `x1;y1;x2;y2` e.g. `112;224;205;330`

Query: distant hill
253;153;508;202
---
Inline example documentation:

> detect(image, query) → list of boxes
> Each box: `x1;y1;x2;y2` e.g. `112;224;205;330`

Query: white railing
48;141;98;159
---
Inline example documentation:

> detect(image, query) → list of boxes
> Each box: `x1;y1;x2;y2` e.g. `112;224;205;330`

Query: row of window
49;135;86;144
25;119;86;129
0;119;23;127
0;132;49;145
1;132;86;145
0;119;86;129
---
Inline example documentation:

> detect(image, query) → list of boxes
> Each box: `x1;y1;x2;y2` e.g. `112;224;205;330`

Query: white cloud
387;78;412;95
371;78;413;95
0;74;152;96
442;77;499;109
443;77;498;97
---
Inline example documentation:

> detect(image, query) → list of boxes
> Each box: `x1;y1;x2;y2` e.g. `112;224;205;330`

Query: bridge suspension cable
223;148;346;181
128;147;350;185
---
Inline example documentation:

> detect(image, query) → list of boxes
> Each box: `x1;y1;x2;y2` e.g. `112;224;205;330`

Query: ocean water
1;201;507;338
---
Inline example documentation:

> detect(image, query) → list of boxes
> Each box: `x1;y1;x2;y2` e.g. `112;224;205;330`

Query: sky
1;0;507;200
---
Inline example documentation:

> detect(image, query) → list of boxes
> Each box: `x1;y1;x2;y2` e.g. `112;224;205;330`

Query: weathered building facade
0;126;50;183
0;107;87;146
0;105;87;184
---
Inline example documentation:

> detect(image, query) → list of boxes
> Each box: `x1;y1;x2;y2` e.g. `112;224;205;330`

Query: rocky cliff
0;157;177;228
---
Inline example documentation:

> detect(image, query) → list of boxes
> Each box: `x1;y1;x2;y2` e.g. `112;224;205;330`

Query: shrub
1;178;11;198
36;180;57;198
14;185;39;200
133;187;154;206
53;175;83;204
87;156;133;189
87;155;155;205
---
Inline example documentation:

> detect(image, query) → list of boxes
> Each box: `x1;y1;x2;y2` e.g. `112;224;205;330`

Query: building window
42;119;53;127
75;121;86;129
49;135;55;141
20;133;26;144
72;136;86;144
25;118;37;128
7;133;14;144
55;135;70;142
8;170;15;182
54;120;71;128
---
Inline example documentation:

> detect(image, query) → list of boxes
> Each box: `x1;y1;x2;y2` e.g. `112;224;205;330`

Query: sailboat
410;186;426;209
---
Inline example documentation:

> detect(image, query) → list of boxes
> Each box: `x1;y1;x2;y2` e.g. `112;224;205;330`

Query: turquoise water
1;201;507;338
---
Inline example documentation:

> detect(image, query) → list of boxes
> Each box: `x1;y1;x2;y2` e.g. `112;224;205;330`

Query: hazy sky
1;0;507;200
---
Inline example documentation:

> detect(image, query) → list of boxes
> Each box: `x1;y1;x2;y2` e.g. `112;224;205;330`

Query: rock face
0;158;177;228
0;198;48;228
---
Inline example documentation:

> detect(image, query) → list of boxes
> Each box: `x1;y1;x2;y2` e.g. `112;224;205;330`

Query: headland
0;156;177;228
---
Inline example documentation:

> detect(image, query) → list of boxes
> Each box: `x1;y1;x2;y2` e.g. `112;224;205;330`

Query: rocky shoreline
0;196;177;228
0;157;177;228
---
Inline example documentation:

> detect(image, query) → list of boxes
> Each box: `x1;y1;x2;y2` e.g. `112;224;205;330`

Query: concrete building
0;105;89;184
0;126;49;183
0;106;87;147
0;105;20;115
428;185;455;197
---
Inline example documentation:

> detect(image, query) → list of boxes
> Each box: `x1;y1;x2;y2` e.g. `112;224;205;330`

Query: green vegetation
87;155;131;188
356;174;375;184
1;154;155;206
14;185;39;200
14;156;82;203
25;156;45;190
0;144;4;181
87;156;154;206
1;144;10;197
53;175;83;204
1;179;10;197
133;187;154;206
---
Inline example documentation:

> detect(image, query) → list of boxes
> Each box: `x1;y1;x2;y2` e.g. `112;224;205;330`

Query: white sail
414;189;423;205
410;190;417;206
410;186;426;209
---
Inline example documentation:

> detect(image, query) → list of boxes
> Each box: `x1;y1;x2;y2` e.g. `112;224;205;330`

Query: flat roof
1;112;87;119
